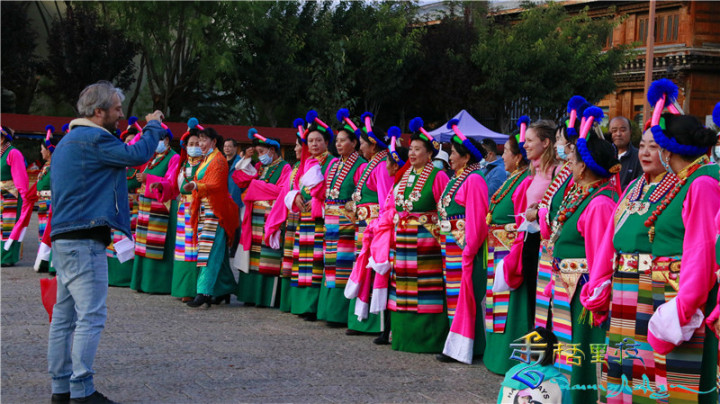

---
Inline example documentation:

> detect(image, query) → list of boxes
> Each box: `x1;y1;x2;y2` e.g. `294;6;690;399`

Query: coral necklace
644;156;708;243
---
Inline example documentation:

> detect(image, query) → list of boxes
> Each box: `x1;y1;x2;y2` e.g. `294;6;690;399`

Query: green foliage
42;4;138;113
1;2;41;114
472;2;630;131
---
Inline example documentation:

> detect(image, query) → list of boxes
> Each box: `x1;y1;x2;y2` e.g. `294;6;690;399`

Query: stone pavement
1;218;503;403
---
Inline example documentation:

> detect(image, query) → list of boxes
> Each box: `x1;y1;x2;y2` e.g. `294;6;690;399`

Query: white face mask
713;145;720;162
186;146;202;157
433;160;445;170
556;144;567;160
156;141;168;154
259;153;273;166
658;149;674;174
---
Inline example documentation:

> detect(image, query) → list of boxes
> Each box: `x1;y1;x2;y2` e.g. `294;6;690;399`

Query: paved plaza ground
1;218;503;403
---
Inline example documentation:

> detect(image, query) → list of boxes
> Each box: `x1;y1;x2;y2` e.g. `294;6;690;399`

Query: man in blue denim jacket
48;81;166;404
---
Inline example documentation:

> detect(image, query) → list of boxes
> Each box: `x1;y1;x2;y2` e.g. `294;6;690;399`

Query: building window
638;13;679;45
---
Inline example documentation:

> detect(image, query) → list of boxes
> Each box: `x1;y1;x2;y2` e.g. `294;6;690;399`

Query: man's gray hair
76;80;125;118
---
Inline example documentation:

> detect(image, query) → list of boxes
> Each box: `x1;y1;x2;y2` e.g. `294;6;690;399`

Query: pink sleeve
373;161;394;211
355;162;366;184
7;149;32;240
432;170;450;201
504;176;532;289
8;149;29;198
577;194;615;271
144;154;180;200
371;192;397;264
674;177;720;326
309;160;330;219
232;162;261;188
538;207;551;240
264;171;294;244
709;210;720;334
456;174;489;267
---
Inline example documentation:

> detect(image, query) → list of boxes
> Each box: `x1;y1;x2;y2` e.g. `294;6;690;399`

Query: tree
471;2;630;132
42;3;138;113
1;2;41;113
106;1;249;121
401;1;488;127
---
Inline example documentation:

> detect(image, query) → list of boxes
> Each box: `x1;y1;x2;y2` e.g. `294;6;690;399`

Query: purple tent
427;110;509;143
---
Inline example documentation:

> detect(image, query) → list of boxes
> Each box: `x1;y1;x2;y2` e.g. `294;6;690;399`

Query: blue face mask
433;160;445;170
156;141;168;154
186;146;202;157
658;149;674;174
556;144;567;160
259;153;273;166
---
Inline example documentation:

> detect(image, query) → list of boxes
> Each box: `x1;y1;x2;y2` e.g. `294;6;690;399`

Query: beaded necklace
538;163;573;224
326;152;359;200
487;167;528;223
1;142;11;158
38;163;51;181
260;158;283;183
395;162;434;213
126;167;137;181
352;150;388;203
549;180;605;243
438;163;481;220
144;149;171;171
644;156;708;243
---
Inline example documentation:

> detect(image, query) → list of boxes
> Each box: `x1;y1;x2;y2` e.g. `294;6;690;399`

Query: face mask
259;153;273;165
479;158;487;169
156;141;167;154
658;149;674;174
186;146;202;157
433;160;445;170
556;144;567;160
714;146;720;162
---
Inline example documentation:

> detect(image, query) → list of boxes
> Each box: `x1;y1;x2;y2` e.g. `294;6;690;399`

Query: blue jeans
48;239;108;398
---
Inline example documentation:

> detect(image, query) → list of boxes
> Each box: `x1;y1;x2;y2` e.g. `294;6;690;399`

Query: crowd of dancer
3;77;720;403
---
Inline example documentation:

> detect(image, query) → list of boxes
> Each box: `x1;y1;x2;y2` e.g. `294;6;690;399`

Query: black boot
186;294;212;308
435;353;457;363
211;294;231;305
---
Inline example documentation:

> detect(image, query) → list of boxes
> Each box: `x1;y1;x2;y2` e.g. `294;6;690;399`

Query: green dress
347;152;389;333
130;149;178;294
107;167;142;286
171;160;202;298
551;185;616;403
390;164;449;353
290;153;333;316
236;158;290;307
1;145;24;266
318;152;366;324
483;168;532;374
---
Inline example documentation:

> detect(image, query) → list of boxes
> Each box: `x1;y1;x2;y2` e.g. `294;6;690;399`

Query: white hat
434;149;449;165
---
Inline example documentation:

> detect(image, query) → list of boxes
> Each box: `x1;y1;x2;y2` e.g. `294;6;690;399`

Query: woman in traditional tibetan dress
147;127;204;302
527;98;587;328
582;79;719;403
183;127;240;308
130;127;180;294
436;120;489;364
389;117;449;353
287;113;334;320
234;129;291;308
316;113;366;326
1;126;32;267
343;111;393;334
34;125;59;272
265;135;305;313
483;133;531;374
107;121;144;287
546;107;620;403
